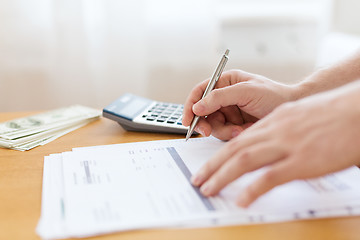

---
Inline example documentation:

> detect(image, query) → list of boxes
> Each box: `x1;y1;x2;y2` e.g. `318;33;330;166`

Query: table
1;112;360;240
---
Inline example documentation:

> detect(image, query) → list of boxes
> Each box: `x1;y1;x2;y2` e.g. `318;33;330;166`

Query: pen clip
202;49;230;98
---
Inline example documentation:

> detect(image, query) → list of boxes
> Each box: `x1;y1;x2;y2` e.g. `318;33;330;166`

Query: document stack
0;105;101;151
37;137;360;239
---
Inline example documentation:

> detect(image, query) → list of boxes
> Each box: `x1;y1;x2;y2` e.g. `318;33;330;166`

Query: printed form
37;137;360;239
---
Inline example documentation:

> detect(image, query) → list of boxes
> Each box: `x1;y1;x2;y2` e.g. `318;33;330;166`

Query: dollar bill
0;118;95;148
0;105;101;151
11;120;94;151
0;105;101;140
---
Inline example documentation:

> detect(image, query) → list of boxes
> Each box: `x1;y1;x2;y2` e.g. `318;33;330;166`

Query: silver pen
185;49;230;141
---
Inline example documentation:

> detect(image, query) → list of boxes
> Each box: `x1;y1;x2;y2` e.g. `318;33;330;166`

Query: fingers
183;70;256;127
205;111;244;140
183;70;249;126
182;79;210;127
198;143;288;197
194;109;252;140
193;84;251;117
193;117;212;137
192;129;271;187
237;160;297;207
219;106;244;126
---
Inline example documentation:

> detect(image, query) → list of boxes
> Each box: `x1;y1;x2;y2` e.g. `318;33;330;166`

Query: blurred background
1;0;360;111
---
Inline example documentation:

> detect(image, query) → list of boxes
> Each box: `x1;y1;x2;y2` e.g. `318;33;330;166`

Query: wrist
294;81;316;100
289;81;314;101
291;67;334;101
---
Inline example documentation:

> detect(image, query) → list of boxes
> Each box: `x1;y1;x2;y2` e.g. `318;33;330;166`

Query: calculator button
167;120;176;124
146;117;156;121
177;122;182;125
151;114;158;117
156;119;165;122
142;115;147;118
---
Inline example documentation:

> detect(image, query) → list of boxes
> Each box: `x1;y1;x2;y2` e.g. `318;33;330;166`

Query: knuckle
234;150;251;169
226;138;239;150
262;169;279;184
240;149;251;160
210;89;221;100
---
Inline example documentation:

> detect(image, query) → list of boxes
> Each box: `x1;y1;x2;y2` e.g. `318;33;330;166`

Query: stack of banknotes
0;105;101;151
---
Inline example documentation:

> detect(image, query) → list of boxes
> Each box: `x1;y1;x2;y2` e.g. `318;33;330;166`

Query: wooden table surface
1;112;360;240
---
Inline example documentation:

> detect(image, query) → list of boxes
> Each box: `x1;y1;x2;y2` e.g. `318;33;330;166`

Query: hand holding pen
185;49;230;141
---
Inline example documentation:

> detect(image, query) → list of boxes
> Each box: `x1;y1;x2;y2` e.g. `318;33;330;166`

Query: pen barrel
202;51;229;98
189;116;200;132
186;115;200;140
186;49;229;140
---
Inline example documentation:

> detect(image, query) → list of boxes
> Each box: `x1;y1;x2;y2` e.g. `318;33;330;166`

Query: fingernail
191;175;202;186
200;183;211;196
232;129;240;138
181;119;188;127
197;127;205;136
237;193;250;207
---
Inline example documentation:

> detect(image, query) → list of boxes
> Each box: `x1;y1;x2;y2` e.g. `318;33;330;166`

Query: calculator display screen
117;98;149;119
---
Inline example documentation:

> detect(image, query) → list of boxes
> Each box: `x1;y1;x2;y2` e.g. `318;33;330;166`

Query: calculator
103;93;196;135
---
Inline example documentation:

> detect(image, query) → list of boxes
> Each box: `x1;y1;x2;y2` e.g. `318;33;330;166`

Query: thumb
193;84;250;116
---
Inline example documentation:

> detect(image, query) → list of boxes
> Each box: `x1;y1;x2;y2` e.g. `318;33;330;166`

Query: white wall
0;0;149;111
1;0;358;112
331;0;360;35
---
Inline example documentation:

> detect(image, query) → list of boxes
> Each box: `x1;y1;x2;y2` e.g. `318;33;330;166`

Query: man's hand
191;80;360;207
182;70;299;140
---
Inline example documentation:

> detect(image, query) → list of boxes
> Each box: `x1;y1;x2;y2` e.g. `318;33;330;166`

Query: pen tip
185;131;191;142
225;49;230;55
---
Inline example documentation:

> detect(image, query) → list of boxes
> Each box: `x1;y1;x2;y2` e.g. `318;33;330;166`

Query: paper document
37;137;360;239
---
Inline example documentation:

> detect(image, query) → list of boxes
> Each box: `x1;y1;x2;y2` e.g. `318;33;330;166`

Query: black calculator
103;93;194;134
